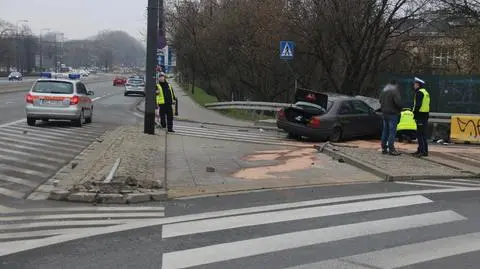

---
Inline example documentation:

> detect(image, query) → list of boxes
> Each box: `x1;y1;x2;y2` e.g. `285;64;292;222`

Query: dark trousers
159;104;173;130
381;114;399;151
416;118;428;154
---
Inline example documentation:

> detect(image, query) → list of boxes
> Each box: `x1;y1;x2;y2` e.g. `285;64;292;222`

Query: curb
316;145;479;181
135;99;281;131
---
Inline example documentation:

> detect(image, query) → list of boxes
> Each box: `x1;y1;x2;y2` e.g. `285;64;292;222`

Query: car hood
294;88;328;110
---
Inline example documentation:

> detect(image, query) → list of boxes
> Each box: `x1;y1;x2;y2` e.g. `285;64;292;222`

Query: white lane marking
0;147;64;163
0;163;50;177
0;188;477;257
0;212;165;222
419;179;480;187
161;210;466;269
0;136;78;154
0;219;131;231
0;205;165;213
0;128;92;146
170;131;301;146
395;181;464;188
0;131;85;149
0;187;25;198
162;195;432;238
303;232;480;269
0;174;38;187
0;229;80;240
5;124;101;139
0;153;59;170
175;125;282;139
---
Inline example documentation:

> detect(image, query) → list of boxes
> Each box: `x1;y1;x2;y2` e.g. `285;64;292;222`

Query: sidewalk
137;79;255;127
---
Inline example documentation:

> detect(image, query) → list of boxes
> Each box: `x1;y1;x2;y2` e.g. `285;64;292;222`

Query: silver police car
25;73;95;127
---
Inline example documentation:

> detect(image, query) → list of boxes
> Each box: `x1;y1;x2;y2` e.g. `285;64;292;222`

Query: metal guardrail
204;101;479;124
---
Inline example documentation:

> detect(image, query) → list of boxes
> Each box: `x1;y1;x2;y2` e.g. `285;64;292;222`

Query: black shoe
422;152;429;157
168;129;175;133
389;151;401;156
382;150;388;154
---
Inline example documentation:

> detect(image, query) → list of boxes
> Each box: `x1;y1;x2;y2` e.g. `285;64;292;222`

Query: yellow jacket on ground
397;110;417;131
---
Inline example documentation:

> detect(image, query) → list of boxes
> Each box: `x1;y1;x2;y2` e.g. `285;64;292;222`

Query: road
2;182;480;268
0;77;144;204
2;78;480;268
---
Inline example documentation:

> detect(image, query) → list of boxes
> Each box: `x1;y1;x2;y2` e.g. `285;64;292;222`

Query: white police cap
414;77;425;84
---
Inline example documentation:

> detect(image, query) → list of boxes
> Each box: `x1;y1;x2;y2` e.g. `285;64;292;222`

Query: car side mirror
87;90;94;96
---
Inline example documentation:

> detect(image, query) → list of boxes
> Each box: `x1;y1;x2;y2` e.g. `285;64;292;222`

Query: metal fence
380;75;480;114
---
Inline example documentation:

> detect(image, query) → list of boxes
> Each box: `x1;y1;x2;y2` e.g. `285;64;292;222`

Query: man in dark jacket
379;80;403;155
156;73;176;132
412;77;430;157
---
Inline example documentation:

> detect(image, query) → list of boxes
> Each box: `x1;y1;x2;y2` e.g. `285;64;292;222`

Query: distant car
25;74;95;127
113;76;127;86
124;78;145;96
277;90;382;142
8;72;22;81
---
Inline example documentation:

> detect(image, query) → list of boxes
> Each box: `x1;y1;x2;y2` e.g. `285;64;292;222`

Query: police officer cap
414;77;425;84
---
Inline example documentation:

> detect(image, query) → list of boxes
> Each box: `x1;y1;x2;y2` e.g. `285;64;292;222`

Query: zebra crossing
0;119;113;199
160;191;479;269
170;123;304;146
395;178;480;189
0;204;165;257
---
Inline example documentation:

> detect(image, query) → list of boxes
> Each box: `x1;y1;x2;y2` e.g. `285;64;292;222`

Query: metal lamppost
39;28;50;71
144;0;160;134
15;19;28;72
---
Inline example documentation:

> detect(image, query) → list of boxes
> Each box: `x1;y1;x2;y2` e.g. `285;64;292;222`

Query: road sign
280;41;295;60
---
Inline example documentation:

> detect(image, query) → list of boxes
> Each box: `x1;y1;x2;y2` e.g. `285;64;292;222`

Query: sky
0;0;147;41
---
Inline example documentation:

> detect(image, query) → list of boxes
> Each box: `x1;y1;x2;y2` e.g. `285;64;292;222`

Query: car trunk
284;89;328;126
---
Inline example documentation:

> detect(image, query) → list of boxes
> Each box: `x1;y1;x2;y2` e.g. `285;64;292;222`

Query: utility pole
144;0;159;134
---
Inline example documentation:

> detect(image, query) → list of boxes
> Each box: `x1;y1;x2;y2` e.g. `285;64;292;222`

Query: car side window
351;100;371;115
338;102;353;115
76;83;87;95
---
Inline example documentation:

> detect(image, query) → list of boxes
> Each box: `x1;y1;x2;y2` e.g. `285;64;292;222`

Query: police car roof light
68;73;81;80
40;72;52;78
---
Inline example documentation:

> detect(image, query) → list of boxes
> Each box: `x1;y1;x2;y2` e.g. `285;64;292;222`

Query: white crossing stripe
0;120;111;201
297;232;480;269
397;179;480;189
395;181;464;188
171;124;301;146
161;210;465;269
0;212;165;221
162;195;432;238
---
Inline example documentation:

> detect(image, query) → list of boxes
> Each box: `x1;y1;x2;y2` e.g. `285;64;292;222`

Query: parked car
277;89;382;142
113;76;127;86
8;72;23;81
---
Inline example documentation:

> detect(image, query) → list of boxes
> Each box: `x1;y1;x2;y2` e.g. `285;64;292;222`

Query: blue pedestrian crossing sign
280;41;295;60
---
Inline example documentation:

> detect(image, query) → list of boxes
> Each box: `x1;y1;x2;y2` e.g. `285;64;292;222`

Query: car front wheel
27;117;36;126
329;127;343;142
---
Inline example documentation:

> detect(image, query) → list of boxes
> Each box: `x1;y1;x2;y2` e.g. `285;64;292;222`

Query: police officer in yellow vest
412;77;430;157
397;108;417;143
156;73;176;132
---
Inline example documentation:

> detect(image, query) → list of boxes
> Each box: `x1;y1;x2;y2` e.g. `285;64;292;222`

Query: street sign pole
144;0;159;134
280;41;297;97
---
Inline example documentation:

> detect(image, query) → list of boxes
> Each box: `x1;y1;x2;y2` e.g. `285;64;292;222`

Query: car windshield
32;81;74;94
127;79;144;85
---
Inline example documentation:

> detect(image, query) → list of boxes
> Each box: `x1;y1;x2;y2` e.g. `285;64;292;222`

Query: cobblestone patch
321;145;477;181
46;125;167;204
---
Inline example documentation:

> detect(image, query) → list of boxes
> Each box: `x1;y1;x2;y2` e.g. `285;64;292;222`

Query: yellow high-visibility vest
397;110;417;131
412;88;430;112
156;84;175;105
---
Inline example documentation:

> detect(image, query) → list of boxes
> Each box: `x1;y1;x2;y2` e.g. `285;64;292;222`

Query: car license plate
40;99;62;105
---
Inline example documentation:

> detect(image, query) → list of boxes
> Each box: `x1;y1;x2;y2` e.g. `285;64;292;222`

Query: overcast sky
0;0;147;40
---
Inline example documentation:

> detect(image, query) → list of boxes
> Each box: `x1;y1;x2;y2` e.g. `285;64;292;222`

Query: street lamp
39;28;51;71
15;19;29;72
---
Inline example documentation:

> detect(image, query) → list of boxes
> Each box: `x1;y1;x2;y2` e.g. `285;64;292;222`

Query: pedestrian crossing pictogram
281;43;293;57
280;41;295;60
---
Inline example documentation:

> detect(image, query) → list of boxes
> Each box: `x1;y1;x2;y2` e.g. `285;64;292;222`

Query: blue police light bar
68;73;81;80
40;72;52;78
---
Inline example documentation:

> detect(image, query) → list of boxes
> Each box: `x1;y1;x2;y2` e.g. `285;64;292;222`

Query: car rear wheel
329;127;343;142
85;109;93;124
73;111;84;127
27;117;36;126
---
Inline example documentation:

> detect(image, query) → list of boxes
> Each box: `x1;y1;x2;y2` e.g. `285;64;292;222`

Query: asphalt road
2;181;480;268
0;78;144;204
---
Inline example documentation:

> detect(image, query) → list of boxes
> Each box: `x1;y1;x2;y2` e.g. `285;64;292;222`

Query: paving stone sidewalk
45;125;167;203
166;135;382;198
321;143;478;181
